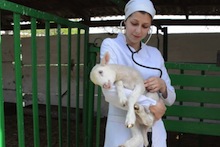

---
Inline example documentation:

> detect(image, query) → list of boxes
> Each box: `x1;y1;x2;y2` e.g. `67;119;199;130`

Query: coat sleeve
159;56;176;106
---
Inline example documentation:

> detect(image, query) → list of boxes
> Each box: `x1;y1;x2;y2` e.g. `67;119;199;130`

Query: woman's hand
145;77;167;120
144;77;167;98
149;99;166;120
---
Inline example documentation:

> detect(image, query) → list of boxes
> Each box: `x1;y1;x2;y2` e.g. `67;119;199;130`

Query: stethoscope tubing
126;44;163;78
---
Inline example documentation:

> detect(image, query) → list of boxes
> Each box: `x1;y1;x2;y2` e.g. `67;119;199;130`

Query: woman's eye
143;25;149;29
131;22;138;26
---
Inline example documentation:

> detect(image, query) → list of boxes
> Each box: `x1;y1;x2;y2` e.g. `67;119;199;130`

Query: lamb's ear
101;52;110;65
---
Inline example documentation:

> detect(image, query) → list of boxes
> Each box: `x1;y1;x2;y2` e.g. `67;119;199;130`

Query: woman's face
124;11;152;49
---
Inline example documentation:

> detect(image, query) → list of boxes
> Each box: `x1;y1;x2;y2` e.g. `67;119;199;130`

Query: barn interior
1;0;220;147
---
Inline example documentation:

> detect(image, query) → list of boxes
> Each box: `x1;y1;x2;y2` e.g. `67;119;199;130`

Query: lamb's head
90;52;116;89
90;64;116;89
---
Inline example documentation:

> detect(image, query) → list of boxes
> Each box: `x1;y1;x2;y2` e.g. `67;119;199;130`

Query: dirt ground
4;103;220;147
167;132;220;147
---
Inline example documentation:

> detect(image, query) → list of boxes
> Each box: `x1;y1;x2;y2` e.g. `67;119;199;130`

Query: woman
100;0;176;146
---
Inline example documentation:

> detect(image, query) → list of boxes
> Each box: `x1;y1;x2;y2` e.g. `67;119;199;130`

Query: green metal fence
87;44;103;147
0;1;101;147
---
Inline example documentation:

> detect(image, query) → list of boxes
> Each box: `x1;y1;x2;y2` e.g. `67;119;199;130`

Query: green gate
0;1;101;147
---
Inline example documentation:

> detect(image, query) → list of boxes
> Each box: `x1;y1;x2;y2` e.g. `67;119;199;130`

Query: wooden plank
165;105;220;120
175;89;220;103
166;62;220;71
170;74;220;88
164;62;220;136
164;120;220;136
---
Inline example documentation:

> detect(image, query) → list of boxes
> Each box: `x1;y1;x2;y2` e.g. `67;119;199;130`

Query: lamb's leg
115;81;128;107
132;118;151;147
119;123;143;147
115;80;138;128
141;125;151;147
125;85;144;128
134;103;154;127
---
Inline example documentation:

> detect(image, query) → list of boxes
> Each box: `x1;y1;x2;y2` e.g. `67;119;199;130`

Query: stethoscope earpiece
145;27;153;44
120;20;125;33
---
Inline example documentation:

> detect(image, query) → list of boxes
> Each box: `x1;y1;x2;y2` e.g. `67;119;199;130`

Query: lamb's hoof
120;99;127;107
134;104;139;110
118;145;125;147
143;143;149;147
127;124;134;128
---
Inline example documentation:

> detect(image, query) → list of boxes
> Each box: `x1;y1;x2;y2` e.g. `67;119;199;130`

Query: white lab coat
100;33;176;147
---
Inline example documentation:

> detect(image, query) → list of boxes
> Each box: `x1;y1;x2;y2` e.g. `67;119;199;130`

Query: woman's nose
135;26;142;34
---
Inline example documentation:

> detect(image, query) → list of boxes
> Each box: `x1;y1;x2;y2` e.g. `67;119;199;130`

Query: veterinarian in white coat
100;0;176;146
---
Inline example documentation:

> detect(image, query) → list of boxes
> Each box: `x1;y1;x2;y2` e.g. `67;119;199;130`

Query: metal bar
82;19;220;27
87;71;94;146
83;28;90;147
45;21;52;147
31;17;40;147
162;27;168;61
88;44;101;147
76;28;81;147
0;9;6;147
13;13;25;147
87;44;98;146
89;46;101;147
57;24;63;147
95;87;102;147
66;27;72;147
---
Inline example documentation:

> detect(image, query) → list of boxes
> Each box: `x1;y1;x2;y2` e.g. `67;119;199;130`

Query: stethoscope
126;44;163;78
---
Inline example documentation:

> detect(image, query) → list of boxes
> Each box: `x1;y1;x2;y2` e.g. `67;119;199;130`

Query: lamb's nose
103;84;108;89
103;82;111;89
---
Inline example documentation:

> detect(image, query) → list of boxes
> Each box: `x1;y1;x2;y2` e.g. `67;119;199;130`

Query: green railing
87;44;103;147
0;1;97;147
164;62;220;136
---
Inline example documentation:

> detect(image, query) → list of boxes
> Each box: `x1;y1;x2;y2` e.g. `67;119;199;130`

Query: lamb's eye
99;70;103;76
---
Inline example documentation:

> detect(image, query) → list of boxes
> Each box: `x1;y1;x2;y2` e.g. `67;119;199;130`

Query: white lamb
90;52;159;147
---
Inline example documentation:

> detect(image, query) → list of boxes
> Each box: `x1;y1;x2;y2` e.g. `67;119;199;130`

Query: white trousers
104;108;167;147
102;88;167;147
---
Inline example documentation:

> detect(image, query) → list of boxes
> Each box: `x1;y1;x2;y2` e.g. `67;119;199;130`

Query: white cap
124;0;156;20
